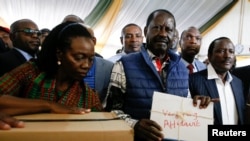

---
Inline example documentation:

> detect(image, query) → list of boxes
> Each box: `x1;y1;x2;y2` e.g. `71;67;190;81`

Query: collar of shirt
147;49;156;60
181;58;193;67
120;50;127;55
181;58;197;72
14;47;36;60
147;49;169;72
108;52;127;63
207;63;232;82
147;49;169;61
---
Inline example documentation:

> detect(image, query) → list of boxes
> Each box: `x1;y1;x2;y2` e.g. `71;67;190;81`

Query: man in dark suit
0;19;40;76
232;65;250;99
231;65;250;124
179;26;206;74
189;37;245;125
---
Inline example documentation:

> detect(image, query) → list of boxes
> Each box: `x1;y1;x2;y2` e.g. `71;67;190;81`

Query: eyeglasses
16;29;42;37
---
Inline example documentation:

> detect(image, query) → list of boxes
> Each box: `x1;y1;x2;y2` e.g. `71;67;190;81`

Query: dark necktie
187;64;194;74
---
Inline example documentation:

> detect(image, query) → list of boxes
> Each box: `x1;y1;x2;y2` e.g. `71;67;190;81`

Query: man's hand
193;95;220;109
134;119;163;141
0;113;24;130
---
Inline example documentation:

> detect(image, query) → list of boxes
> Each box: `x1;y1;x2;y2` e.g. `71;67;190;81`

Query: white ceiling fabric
101;0;233;58
0;0;99;29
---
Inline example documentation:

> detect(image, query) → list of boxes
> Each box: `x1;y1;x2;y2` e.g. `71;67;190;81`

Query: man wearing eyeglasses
0;19;41;77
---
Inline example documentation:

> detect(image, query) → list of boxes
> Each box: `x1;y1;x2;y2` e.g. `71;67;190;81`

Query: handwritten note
150;91;213;141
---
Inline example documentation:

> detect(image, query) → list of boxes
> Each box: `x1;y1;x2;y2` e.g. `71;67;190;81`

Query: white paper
150;91;213;141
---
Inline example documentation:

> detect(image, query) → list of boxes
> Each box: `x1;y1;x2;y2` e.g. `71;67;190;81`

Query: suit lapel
204;78;223;124
230;78;244;124
12;49;27;63
94;57;102;91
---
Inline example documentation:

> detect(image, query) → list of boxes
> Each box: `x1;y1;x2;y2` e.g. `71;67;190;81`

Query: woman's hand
0;112;24;130
48;101;91;114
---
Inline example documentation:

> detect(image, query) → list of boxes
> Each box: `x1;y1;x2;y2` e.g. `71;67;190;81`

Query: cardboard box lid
0;112;134;141
14;112;119;121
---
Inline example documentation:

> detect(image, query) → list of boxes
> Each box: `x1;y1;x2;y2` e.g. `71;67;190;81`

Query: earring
57;60;61;65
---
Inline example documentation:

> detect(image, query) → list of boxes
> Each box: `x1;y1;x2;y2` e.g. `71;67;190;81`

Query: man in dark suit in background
232;65;250;99
0;19;40;76
179;26;206;74
189;37;245;125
